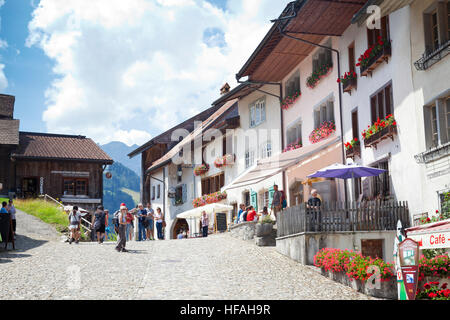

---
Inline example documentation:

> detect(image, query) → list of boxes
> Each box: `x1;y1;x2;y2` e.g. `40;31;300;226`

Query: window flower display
309;121;336;144
193;163;210;176
356;36;391;74
192;191;227;208
306;62;333;89
281;90;301;110
344;138;359;150
214;154;235;168
362;114;396;141
283;139;302;153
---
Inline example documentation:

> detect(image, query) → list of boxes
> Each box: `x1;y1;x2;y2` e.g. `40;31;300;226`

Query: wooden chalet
0;94;113;212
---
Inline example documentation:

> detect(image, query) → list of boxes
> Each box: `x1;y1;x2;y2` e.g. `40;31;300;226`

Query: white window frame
249;97;266;128
245;149;255;168
260;141;272;159
313;97;335;129
287;120;302;146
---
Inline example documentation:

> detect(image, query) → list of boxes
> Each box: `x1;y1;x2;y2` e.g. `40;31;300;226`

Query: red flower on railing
344;138;359;151
337;71;357;86
306;62;333;89
309;121;336;144
356;36;390;70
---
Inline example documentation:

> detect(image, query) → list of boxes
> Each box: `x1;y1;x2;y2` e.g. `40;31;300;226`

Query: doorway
22;177;38;197
171;218;189;239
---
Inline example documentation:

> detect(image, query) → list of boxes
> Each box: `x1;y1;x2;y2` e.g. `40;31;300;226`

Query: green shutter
250;191;258;211
268;186;275;208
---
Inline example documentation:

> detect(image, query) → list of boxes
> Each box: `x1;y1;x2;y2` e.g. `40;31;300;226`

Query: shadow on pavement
0;234;48;263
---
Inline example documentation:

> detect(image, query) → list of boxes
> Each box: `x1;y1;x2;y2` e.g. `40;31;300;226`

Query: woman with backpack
68;206;81;244
92;205;107;244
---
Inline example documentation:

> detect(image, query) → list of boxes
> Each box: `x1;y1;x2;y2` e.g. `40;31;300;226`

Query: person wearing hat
115;203;128;252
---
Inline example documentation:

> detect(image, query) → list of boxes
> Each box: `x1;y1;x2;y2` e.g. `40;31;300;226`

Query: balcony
414;40;450;71
363;125;397;150
345;143;361;160
360;42;391;77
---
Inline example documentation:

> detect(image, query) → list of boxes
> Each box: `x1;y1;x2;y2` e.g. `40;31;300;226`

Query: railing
40;194;64;208
277;200;410;238
414;40;450;71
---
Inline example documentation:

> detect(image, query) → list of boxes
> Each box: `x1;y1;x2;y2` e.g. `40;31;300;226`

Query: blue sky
0;0;289;146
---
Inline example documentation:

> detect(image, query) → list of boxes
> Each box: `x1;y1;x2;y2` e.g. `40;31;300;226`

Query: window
245;149;255;168
151;186;155;200
261;141;272;159
175;185;183;205
367;16;390;46
424;1;450;54
259;190;270;209
249;98;266;127
371;160;390;199
201;173;224;195
287;121;302;146
157;185;161;199
352;109;359;140
63;178;88;196
314;99;335;129
285;70;300;98
312;39;332;73
425;97;450;149
348;43;356;73
370;83;393;123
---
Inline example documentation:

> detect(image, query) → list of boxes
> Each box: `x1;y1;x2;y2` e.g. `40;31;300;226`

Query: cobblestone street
0;210;377;300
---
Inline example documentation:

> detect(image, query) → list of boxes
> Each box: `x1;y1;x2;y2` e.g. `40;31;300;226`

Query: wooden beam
285;30;343;37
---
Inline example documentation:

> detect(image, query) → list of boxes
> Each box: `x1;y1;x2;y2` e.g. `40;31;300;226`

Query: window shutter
327;100;335;123
268;186;275;209
437;2;448;43
423;13;433;54
182;184;187;204
251;191;258;211
352;110;359;140
378;91;385;120
261;101;266;122
250;106;255;127
385;85;392;116
371;96;377;123
294;76;300;93
314;110;320;129
438;99;448;145
320;105;327;124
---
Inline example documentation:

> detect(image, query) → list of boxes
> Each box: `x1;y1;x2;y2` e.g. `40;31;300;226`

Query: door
22;177;38;197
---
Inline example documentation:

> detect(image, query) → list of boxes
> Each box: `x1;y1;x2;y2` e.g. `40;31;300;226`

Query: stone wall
276;231;397;265
229;221;257;240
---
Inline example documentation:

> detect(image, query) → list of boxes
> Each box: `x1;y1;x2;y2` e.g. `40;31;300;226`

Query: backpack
242;211;248;222
112;210;120;229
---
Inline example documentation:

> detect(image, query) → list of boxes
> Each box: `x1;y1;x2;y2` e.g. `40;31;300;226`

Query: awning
176;203;234;219
223;134;341;190
405;219;450;250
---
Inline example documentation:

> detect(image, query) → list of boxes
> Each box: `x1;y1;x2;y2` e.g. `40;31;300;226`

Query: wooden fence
277;201;410;238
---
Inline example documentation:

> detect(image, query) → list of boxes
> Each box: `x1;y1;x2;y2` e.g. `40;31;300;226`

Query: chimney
0;94;15;119
220;83;230;96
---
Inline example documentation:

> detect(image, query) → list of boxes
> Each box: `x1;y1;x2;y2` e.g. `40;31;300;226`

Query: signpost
393;220;407;300
398;238;420;300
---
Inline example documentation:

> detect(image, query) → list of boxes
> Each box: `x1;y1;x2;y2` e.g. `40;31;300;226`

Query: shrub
416;282;449;300
418;254;450;281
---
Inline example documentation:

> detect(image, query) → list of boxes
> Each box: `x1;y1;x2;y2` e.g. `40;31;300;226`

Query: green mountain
103;161;140;213
100;141;141;176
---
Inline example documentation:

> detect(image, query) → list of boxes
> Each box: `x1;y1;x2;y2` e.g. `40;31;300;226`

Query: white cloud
27;0;290;145
0;64;7;91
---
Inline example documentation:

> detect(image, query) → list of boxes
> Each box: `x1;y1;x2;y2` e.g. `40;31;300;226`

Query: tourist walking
7;200;16;239
145;203;154;240
271;184;283;221
154;207;164;240
103;209;110;241
126;208;134;241
68;206;81;244
92;205;107;244
115;203;128;252
307;189;322;231
201;211;209;237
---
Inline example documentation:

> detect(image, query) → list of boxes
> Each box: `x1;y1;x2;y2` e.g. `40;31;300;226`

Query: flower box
283;139;302;153
193;164;210;176
192;191;227;208
309;121;336;144
345;141;361;160
359;39;391;77
214;154;235;168
281;90;301;110
338;71;357;94
363;125;397;149
306;62;333;89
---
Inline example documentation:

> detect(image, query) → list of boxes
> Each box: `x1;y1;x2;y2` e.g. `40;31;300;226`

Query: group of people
113;203;165;253
1;199;17;239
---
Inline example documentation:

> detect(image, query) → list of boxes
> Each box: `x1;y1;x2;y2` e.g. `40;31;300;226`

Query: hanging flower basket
309;121;336;144
357;36;391;77
193;164;210;176
214;154;235;168
193;191;227;208
338;71;357;93
306;62;333;89
344;138;360;159
281;90;301;110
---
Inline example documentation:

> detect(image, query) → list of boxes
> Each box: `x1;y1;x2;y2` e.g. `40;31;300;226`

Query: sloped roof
146;99;239;174
0;119;20;145
12;132;113;164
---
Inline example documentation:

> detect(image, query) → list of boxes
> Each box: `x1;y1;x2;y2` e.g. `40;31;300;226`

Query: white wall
339;6;425;218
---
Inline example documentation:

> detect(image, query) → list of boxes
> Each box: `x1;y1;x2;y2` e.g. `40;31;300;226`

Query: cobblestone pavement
0;210;377;300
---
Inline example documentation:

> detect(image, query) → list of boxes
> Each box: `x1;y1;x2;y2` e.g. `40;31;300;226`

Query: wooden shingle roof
0;119;20;145
12;132;113;164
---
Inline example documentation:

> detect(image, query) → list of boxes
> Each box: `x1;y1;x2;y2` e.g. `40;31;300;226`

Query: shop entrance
171;218;189;239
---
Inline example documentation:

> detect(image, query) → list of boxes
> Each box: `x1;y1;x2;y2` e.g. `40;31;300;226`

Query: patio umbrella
308;163;386;179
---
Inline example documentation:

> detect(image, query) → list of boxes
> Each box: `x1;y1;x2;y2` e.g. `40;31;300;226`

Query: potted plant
309;121;336;144
283;139;302;153
281;90;301;110
306;61;333;89
337;71;357;93
255;215;275;237
362;114;397;148
214;154;235;168
357;36;391;76
193;163;210;176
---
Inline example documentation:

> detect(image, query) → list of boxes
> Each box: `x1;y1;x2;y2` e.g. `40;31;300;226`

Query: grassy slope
12;199;69;233
121;188;140;205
